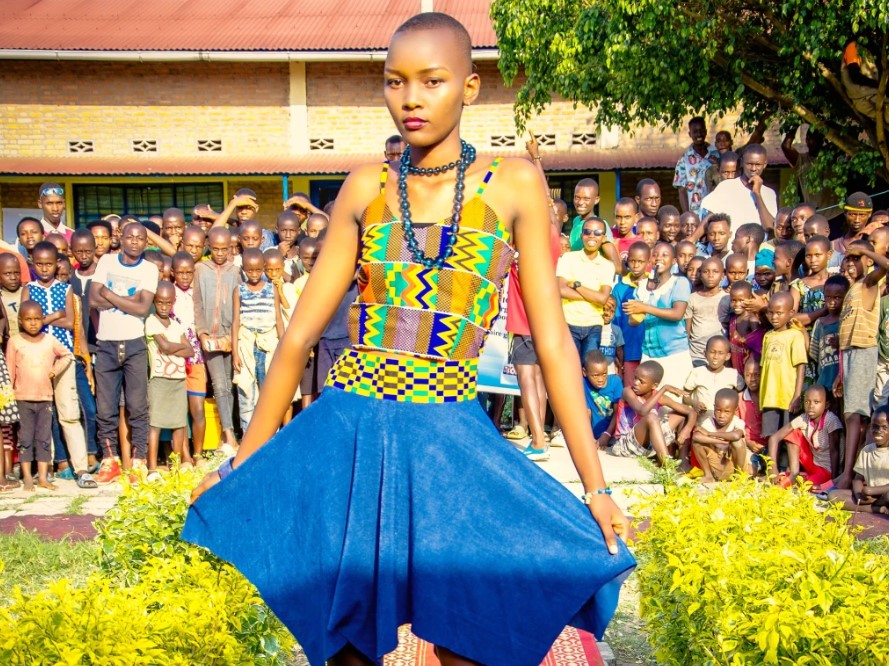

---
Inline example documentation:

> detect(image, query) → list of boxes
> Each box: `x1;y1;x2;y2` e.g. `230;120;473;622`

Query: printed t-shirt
556;250;615;327
92;254;159;341
683;365;743;413
789;411;843;472
634;275;692;358
584;374;623;438
0;287;23;338
760;328;807;410
854;443;889;487
599;323;624;368
673;143;720;216
809;318;840;389
145;315;187;379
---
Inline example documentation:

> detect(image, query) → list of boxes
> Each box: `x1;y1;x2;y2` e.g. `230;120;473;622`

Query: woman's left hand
586;493;630;555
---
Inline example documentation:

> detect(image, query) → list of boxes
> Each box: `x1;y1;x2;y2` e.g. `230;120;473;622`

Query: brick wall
0;182;42;210
0;61;291;158
226;179;284;228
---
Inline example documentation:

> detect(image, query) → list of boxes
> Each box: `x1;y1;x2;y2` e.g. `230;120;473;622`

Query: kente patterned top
348;158;514;361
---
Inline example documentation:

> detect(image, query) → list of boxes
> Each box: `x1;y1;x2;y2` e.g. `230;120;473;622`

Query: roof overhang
0;48;500;62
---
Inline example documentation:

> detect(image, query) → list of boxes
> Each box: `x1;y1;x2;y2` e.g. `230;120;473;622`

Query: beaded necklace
398;140;477;270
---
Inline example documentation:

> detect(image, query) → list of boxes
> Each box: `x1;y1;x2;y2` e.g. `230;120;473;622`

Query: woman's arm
507;158;628;551
231;286;241;373
273;287;284;338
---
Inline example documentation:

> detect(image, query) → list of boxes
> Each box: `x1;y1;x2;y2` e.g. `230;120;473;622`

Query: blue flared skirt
182;387;635;666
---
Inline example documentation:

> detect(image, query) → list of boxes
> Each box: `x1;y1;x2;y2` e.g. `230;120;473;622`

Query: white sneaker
549;430;566;447
146;471;162;483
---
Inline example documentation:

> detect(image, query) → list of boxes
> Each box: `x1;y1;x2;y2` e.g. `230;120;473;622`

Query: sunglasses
40;187;64;197
582;228;606;237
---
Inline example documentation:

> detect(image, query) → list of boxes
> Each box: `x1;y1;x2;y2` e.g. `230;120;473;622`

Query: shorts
186;363;207;397
510;334;538;366
317;338;350;388
609;415;676;458
843;347;878;417
698;443;751;480
148;377;187;429
760;408;790;438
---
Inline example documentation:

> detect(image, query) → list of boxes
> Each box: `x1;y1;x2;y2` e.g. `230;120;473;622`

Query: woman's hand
190;470;222;505
586;493;629;555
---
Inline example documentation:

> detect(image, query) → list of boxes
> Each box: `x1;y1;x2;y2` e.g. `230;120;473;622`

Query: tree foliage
491;0;889;184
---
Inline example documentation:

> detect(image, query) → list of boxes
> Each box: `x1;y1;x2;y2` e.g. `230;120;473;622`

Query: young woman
184;13;634;666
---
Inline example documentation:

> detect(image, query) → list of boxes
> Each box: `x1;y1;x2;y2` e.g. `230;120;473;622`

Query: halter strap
476;157;502;196
380;163;389;194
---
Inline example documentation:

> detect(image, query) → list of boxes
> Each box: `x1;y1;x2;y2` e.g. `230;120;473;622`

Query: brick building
0;0;789;235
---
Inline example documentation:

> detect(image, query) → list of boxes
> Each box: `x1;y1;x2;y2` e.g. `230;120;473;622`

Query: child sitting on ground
145;281;192;478
599;296;624;377
232;248;283;432
685;258;730;366
7;301;72;490
768;385;842;488
582;350;624;450
692;388;748;482
827;406;889;513
683;336;743;415
728;281;764;371
610;360;692;464
760;292;808;440
809;274;848;404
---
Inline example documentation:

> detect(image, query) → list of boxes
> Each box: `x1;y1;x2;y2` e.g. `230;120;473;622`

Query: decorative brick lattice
67;140;94;153
490;135;515;148
534;133;556;147
197;138;222;152
309;137;335;150
572;132;598;146
132;139;158;153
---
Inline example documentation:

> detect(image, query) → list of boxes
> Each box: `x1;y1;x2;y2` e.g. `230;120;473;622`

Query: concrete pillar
289;62;309;154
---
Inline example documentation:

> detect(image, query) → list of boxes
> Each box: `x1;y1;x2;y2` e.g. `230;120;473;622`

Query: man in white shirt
89;223;159;483
700;144;777;238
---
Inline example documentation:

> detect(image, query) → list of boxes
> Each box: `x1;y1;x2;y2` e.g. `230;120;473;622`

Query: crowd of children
7;146;889;517
525;139;889;512
0;185;331;490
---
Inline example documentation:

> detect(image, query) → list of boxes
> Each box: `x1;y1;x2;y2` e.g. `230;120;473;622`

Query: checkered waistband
325;348;478;403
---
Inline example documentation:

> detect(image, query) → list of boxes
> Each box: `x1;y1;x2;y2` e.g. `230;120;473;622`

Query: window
73;183;225;228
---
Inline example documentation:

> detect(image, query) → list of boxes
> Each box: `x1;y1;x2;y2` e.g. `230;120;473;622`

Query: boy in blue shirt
583;350;624;450
611;241;649;386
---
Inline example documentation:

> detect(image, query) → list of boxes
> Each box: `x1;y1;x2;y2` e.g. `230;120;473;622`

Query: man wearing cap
37;182;73;243
832;192;873;261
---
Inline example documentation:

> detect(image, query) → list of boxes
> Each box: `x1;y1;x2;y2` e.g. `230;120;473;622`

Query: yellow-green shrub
0;463;297;664
632;478;889;665
95;464;209;583
0;553;296;665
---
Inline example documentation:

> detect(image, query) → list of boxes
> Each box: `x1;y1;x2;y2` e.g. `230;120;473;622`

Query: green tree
491;0;889;188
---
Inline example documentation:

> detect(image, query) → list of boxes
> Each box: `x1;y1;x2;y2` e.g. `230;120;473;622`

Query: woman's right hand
190;470;222;505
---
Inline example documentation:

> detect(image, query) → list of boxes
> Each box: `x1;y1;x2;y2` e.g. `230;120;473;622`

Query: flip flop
76;473;98;490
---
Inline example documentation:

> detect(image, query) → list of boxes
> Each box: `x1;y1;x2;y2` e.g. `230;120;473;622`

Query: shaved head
392;12;472;74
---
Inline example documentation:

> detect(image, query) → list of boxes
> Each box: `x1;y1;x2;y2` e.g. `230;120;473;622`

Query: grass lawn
0;530;99;603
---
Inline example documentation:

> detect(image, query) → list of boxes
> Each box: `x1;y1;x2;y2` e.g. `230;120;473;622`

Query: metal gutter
0;48;500;62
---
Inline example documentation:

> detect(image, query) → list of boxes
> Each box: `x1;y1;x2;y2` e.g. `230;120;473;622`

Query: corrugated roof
0;0;498;52
0;148;788;177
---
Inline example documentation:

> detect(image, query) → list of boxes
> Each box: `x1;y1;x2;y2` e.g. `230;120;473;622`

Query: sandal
76;473;98;489
504;425;529;440
0;479;19;492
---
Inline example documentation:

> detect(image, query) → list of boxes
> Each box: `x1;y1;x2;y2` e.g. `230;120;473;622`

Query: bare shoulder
335;163;390;222
485;157;545;224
